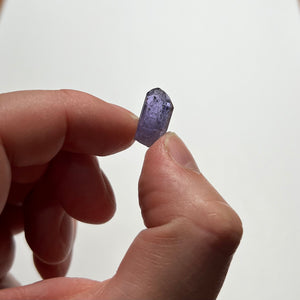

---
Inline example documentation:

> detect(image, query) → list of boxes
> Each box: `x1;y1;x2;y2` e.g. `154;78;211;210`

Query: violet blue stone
135;88;174;147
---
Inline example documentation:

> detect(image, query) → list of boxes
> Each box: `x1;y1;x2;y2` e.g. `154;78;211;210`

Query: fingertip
163;132;200;173
33;251;72;279
109;102;139;121
24;180;74;264
143;132;199;174
0;204;24;234
0;274;20;289
0;226;15;279
59;89;138;156
52;152;116;224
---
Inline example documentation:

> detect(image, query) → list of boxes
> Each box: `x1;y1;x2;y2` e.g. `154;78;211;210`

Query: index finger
0;89;138;211
0;89;138;167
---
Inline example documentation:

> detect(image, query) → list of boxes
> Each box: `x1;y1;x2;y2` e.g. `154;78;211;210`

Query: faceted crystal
135;88;174;147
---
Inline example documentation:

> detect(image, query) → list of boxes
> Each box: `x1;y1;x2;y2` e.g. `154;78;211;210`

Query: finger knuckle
204;203;243;255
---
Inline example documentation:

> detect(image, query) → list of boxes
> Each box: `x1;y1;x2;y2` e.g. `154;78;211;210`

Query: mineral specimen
135;88;174;147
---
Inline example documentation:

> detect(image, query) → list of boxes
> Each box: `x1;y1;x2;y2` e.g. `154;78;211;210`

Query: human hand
0;89;242;300
0;0;4;13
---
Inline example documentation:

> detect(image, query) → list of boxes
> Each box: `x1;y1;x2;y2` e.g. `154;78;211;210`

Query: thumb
106;133;243;300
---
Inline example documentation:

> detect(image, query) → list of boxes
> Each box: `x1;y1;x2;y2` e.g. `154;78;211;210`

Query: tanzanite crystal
135;88;174;147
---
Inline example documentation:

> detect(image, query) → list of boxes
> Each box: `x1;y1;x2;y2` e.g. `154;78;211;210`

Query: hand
0;89;242;300
0;0;4;13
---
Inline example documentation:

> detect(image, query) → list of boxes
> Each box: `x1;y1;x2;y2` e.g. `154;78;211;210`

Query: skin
0;89;242;299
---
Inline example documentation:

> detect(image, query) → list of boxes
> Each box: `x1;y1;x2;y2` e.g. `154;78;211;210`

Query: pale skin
0;89;243;299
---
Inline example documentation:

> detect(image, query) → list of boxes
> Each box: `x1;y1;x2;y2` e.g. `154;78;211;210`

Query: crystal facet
135;88;174;147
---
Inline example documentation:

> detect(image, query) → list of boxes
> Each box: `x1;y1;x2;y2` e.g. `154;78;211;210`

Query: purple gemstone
135;88;174;147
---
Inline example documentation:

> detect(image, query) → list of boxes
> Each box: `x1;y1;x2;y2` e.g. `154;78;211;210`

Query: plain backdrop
1;1;300;299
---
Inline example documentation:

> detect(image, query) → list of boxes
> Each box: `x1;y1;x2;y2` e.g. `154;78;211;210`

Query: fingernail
128;111;139;120
111;104;139;120
164;132;200;173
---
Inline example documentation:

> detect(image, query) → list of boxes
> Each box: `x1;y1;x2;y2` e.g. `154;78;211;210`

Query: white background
1;1;300;299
